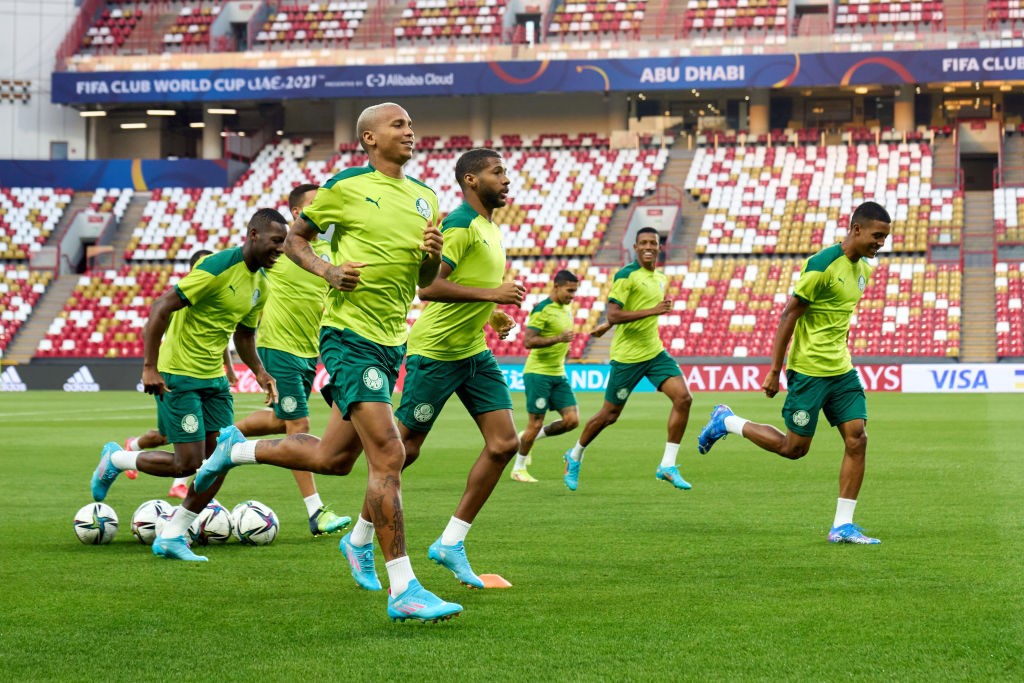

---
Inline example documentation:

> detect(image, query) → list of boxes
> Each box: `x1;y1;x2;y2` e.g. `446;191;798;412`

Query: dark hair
288;183;318;212
189;249;213;268
454;148;502;188
553;269;579;285
635;227;660;241
248;208;289;233
851;201;891;227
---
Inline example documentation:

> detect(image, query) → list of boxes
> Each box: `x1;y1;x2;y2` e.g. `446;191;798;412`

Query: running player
697;201;891;545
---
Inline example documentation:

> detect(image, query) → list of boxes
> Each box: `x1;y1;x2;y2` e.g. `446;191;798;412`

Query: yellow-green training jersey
607;261;668;364
301;165;439;347
523;297;572;376
789;242;873;377
257;237;332;358
407;202;506;361
158;247;270;379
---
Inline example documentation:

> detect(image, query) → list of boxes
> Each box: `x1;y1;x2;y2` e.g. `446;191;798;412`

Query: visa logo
930;369;989;390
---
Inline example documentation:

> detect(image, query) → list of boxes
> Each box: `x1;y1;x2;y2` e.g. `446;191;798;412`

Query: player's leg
126;430;167;450
654;371;693;490
823;371;878;543
512;411;545;482
234;408;286;437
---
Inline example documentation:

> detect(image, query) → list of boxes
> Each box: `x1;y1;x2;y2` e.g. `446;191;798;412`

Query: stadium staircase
933;135;958;187
640;0;684;40
3;275;78;364
303;134;340;162
1002;135;1024;185
593;199;634;265
960;190;997;362
944;0;987;31
662;145;700;263
111;191;152;267
47;193;95;250
583;327;613;362
120;6;168;55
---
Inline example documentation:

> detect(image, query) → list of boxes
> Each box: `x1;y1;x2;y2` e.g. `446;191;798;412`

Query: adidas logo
0;367;27;392
63;365;100;392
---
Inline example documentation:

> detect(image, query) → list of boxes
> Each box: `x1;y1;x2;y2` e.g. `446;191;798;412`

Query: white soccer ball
190;501;234;545
130;499;174;545
73;503;119;545
232;500;279;546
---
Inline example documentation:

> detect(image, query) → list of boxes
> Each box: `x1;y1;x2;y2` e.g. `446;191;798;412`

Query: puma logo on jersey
228;284;237;294
365;196;381;209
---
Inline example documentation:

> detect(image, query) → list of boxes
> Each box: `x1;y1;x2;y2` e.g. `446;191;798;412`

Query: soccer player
510;269;583;483
192;102;462;622
562;227;694;492
697;201;892;545
89;208;287;562
393;147;524;588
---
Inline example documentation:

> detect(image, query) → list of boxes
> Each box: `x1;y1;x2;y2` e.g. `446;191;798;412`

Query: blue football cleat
339;532;382;591
697;404;734;454
387;579;463;623
91;442;124;502
193;425;246;493
152;534;209;561
655;465;692;490
828;523;881;545
428;538;484;589
563;450;581;491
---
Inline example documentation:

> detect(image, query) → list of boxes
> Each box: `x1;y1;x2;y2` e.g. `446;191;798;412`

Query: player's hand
590;321;612;338
142;366;168;398
653;299;672;315
225;367;238;387
492;281;525;305
762;369;781;398
559;331;576;343
489;310;516;340
257;371;278;406
420;221;443;260
325;262;365;291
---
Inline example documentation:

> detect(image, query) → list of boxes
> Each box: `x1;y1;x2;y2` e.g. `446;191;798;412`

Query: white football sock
833;497;857;528
569;441;585;462
350;515;375;547
126;437;141;451
725;415;749;436
440;516;472;546
159;507;198;539
659;442;680;468
230;440;258;464
303;493;323;517
534;425;548;441
385;556;416;596
171;477;189;487
513;454;528;470
110;450;138;471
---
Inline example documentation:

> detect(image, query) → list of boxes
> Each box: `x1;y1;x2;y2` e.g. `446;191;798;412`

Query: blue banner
52;48;1024;104
0;159;229;190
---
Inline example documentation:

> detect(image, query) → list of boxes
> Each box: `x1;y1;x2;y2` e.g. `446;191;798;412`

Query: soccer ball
232;500;279;546
190;501;234;545
130;499;174;545
73;503;119;545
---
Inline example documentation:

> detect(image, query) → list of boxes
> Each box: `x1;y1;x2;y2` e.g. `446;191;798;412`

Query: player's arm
223;347;237;386
589;320;612;338
418;220;443;288
141;287;189;396
605;299;671;324
285;217;364;292
763;295;809;398
524;327;573;348
418;262;525;304
233;324;277;405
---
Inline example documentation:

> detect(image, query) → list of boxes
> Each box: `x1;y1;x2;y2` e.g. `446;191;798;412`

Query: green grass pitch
0;390;1021;681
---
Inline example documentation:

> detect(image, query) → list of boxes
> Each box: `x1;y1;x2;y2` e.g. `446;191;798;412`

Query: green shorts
257;347;318;421
155;372;233;444
320;327;404;420
396;350;513;433
783;369;867;437
524;373;577;415
604;351;682;405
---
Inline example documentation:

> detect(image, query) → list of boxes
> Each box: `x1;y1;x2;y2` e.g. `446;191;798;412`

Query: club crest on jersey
535;397;547;410
362;367;385;391
281;396;298;413
857;275;867;292
415;198;432;220
616;388;629;401
413;403;434;422
181;414;199;434
792;410;810;427
251;288;261;306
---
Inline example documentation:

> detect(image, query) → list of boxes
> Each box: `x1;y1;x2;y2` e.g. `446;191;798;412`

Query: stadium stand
993;186;1024;242
685;138;962;254
0;267;52;355
987;0;1024;27
0;188;73;259
87;188;133;224
680;0;788;37
395;0;507;43
79;5;141;53
163;5;220;50
834;0;945;31
546;0;647;41
995;261;1024;356
255;2;368;49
